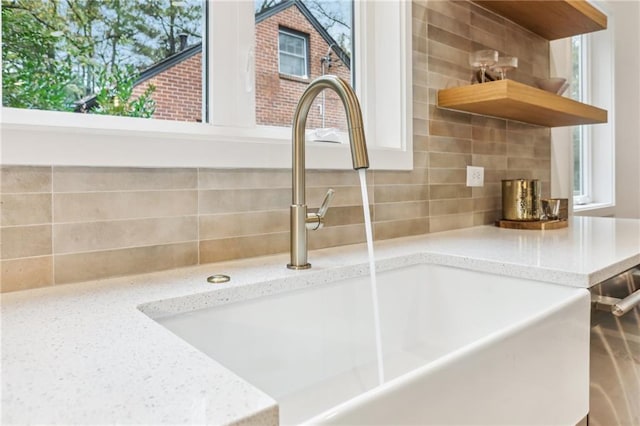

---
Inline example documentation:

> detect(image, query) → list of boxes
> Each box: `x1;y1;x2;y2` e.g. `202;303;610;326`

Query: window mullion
208;1;255;128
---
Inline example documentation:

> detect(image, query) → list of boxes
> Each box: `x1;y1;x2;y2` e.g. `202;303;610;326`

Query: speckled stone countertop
2;217;639;424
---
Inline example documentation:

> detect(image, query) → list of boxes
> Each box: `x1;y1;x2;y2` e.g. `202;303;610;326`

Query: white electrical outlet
466;166;484;187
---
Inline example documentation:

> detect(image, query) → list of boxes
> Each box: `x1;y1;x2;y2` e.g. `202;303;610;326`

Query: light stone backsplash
0;1;551;292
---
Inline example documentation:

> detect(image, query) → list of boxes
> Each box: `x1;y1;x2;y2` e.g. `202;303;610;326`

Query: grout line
196;167;200;266
50;166;56;286
54;240;199;257
51;214;200;226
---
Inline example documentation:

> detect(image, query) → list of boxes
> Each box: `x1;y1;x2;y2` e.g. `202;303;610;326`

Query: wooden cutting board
495;219;568;230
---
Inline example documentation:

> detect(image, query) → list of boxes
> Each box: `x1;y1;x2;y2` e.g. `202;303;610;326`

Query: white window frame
1;1;413;171
278;28;308;79
550;1;614;216
573;124;593;206
573;35;593;206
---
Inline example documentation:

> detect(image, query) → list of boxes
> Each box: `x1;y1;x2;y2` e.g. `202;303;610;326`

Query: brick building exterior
131;0;351;130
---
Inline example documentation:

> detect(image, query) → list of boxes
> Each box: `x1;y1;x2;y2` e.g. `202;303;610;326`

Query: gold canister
502;179;541;221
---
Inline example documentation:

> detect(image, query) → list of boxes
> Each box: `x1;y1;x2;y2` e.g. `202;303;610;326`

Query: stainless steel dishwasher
589;265;640;425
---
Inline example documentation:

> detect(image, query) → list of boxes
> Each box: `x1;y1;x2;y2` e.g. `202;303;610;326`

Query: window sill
279;73;310;83
573;202;616;217
1;108;412;170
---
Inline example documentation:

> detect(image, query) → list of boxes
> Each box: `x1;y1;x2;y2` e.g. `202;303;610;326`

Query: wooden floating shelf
437;80;607;128
473;0;607;40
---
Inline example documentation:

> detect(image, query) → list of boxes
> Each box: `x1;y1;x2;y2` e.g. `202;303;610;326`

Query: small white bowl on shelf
534;77;568;95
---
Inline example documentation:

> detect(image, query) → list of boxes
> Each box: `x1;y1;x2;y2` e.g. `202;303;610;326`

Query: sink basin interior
152;263;590;425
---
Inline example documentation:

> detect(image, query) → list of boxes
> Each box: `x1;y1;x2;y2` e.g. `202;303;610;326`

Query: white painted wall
611;0;640;218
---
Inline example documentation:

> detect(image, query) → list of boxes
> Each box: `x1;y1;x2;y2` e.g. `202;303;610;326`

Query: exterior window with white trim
278;29;308;78
1;1;412;171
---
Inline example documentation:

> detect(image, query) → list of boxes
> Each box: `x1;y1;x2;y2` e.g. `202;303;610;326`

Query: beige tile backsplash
0;0;551;292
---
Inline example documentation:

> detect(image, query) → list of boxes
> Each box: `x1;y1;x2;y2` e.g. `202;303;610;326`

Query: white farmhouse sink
153;263;590;425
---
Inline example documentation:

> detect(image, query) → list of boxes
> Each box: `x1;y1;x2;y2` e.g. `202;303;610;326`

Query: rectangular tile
473;196;501;212
469;2;506;28
429;213;475;233
483;168;507;184
1;256;53;293
372;169;429;186
470;25;504;52
413;151;429;169
427;71;467;91
534;144;551;159
53;167;197;192
472;141;507;156
427;1;470;26
324;206;368;227
428;24;471;51
54;242;198;284
508;157;550;170
374;201;429;222
429;104;472;125
471;115;507;130
471;183;501;198
307;186;371;208
307;170;361;187
429;199;474;216
474;211;500;226
1;193;52;226
472;154;508;169
374;185;429;203
412;31;428;53
374;218;428;240
199;210;288;240
428;137;472;154
504;170;533;180
428;40;468;68
54;190;197;222
414;135;429;151
1;166;51;193
414;101;429;119
309;224;365;251
428;56;470;82
507;142;536;158
199;188;290;215
472;126;507;144
413;117;429;137
428;169;466;185
54;217;197;254
429;120;472;139
199;233;288;264
1;225;52;259
429;184;472;200
198;169;290;190
429;152;471;169
413;86;430;104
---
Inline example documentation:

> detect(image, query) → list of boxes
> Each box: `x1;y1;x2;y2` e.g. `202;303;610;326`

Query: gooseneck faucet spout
288;75;370;270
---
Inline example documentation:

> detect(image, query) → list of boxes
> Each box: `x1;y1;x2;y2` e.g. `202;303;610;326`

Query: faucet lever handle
306;188;335;231
317;188;335;219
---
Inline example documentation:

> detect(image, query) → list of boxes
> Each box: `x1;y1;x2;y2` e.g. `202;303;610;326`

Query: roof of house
75;0;351;112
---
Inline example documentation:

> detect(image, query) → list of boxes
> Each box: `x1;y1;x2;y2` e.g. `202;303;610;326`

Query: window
1;1;412;171
560;6;615;214
1;0;204;122
570;35;592;205
279;29;308;78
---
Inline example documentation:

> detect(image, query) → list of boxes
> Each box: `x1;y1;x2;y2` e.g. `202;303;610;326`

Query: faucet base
287;263;311;270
